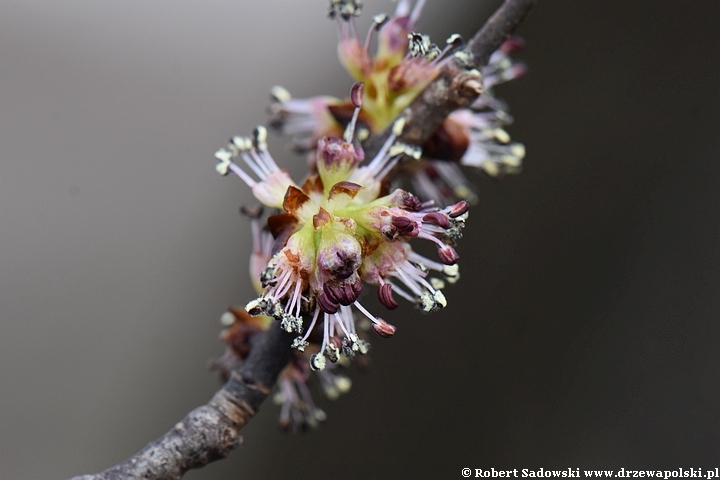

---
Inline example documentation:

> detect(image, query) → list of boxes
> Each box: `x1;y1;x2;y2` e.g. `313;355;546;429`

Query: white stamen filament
270;268;294;299
344;105;361;143
239;151;268;179
228;162;257;188
363;22;375;52
364;130;399;176
340;306;357;335
301;307;321;343
387;281;414;302
353;301;381;326
321;312;330;351
408;0;426;27
333;312;351;337
418;231;446;248
392;263;424;296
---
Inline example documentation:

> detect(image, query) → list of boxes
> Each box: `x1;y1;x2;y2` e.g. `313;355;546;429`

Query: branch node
210;388;256;427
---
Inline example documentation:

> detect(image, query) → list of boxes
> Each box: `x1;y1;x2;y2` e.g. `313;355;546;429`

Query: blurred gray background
1;1;718;479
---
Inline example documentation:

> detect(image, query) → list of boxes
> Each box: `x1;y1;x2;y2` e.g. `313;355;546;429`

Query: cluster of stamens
213;0;531;433
216;81;468;371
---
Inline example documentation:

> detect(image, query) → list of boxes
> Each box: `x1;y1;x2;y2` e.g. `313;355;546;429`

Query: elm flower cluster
269;0;527;207
412;37;527;206
215;83;468;373
270;0;448;148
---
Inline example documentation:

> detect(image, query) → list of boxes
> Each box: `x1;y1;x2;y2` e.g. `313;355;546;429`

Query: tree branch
70;1;535;478
71;324;294;480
